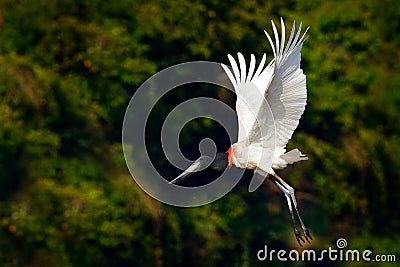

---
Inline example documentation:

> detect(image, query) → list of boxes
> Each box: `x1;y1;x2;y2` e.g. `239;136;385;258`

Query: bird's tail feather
280;148;308;165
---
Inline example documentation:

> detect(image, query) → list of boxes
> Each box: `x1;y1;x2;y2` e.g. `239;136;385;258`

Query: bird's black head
211;152;228;172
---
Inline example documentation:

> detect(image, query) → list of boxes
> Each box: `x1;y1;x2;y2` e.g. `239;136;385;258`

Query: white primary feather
221;53;275;147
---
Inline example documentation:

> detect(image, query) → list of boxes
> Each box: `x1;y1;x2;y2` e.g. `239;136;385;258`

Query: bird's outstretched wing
221;18;308;149
221;52;275;147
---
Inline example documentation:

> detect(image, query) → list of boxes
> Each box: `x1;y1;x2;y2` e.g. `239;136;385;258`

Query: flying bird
169;18;311;245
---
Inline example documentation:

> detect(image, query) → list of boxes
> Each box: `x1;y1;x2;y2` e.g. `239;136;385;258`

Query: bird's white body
222;18;309;181
230;144;305;172
230;142;274;170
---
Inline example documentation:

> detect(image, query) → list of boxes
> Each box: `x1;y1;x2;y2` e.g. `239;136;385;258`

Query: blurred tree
0;0;399;266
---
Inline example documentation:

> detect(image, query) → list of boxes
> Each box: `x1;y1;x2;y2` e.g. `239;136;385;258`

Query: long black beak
169;156;213;184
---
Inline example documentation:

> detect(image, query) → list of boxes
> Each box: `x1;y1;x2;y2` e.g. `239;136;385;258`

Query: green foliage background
0;0;399;266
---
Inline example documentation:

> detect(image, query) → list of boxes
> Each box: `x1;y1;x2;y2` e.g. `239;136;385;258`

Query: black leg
269;173;312;245
269;176;306;246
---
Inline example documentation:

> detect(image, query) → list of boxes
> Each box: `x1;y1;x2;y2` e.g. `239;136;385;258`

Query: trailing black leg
269;176;305;246
271;172;312;243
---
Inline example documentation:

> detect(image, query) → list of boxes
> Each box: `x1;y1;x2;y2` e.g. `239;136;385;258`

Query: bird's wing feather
264;18;308;148
222;54;274;146
222;18;308;149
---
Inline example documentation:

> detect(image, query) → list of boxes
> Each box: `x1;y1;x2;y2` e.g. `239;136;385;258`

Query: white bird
170;18;311;245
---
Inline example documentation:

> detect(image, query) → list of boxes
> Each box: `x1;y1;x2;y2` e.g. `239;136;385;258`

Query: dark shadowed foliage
0;0;399;266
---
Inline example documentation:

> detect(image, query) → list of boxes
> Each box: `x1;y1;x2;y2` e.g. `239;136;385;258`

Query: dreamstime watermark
122;61;276;207
257;238;396;262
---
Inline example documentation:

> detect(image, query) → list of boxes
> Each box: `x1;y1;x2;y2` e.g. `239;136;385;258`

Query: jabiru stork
170;18;311;246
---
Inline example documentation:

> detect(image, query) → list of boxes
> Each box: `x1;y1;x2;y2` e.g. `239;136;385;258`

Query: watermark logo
257;238;396;262
336;237;347;249
122;61;275;207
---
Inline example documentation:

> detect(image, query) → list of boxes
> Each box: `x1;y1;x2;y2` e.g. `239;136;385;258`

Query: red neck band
227;146;233;168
